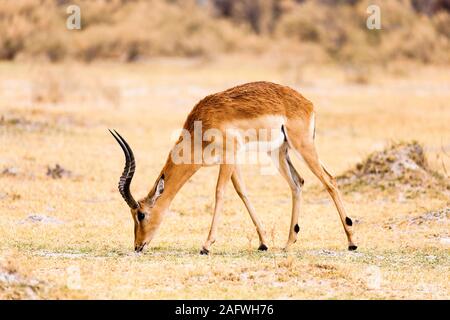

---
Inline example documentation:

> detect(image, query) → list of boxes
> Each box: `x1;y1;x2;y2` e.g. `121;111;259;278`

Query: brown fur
183;81;314;132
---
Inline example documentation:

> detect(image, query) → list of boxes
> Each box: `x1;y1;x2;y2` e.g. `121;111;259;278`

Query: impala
110;81;357;254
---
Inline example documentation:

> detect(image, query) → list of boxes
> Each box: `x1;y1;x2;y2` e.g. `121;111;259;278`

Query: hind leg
269;142;304;250
286;126;357;250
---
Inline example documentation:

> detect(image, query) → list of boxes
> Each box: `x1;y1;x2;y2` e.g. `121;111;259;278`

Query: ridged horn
109;129;139;209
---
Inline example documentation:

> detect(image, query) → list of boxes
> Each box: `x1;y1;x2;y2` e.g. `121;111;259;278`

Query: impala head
109;129;165;253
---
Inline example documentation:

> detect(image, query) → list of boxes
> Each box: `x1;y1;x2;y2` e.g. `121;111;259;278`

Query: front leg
231;164;268;251
200;164;234;255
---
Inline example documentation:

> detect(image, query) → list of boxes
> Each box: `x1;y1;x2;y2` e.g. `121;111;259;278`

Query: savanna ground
0;57;449;299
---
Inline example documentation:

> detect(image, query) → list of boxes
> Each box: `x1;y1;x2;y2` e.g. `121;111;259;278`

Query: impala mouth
134;242;147;253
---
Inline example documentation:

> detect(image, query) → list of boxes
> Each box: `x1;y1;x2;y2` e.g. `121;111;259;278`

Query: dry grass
0;58;449;299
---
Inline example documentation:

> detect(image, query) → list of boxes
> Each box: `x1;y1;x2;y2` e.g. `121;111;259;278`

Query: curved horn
109;129;139;209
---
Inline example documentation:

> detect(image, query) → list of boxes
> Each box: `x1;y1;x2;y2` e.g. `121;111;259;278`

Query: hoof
200;248;209;255
348;245;358;251
258;244;268;251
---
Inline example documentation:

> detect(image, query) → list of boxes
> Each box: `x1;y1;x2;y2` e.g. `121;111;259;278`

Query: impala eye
137;211;145;221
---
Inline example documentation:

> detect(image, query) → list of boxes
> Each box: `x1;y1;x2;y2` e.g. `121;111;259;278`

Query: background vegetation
1;0;449;64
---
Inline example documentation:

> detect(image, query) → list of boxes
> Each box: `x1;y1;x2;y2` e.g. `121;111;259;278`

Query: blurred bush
275;0;450;65
0;0;449;65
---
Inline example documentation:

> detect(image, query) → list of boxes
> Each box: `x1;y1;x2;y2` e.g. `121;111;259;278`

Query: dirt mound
337;142;449;196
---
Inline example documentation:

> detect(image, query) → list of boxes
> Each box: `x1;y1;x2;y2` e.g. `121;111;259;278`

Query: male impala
110;81;357;254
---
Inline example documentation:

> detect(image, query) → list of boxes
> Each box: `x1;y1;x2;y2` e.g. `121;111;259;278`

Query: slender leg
270;142;304;250
231;164;268;250
288;136;357;250
200;164;234;254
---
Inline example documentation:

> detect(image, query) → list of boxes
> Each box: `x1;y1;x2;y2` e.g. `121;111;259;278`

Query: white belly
172;115;287;166
222;115;287;162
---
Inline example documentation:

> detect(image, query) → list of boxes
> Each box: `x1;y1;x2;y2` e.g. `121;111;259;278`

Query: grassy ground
0;57;449;299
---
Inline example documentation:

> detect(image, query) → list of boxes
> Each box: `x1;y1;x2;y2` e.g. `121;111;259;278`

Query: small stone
2;167;19;176
22;214;64;225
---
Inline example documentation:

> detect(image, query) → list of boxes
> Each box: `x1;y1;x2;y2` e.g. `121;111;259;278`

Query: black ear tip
161;173;165;179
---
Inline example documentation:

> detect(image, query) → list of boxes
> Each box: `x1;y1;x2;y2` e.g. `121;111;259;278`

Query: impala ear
150;174;165;204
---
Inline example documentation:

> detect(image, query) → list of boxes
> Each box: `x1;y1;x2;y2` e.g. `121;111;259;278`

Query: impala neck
145;157;198;211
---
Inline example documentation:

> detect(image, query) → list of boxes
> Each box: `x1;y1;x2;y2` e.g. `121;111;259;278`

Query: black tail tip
258;244;268;251
200;248;209;255
348;245;358;251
